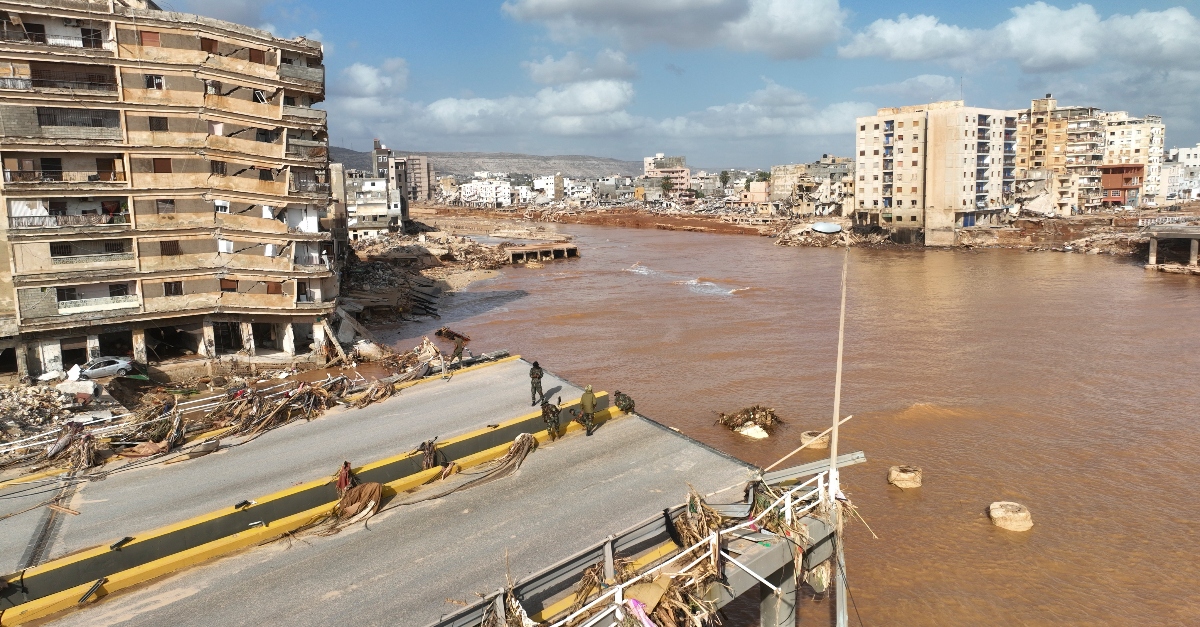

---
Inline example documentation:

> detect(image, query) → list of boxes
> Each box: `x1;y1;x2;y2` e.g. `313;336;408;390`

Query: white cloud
839;14;976;61
856;75;961;103
659;80;872;137
523;49;637;84
840;3;1200;73
504;0;844;59
335;58;409;97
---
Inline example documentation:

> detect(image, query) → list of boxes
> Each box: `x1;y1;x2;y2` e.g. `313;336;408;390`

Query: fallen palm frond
567;557;637;620
347;379;396;409
674;487;724;547
716;404;782;434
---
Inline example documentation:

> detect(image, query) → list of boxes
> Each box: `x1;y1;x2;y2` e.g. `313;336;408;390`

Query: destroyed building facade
0;0;334;378
644;153;690;196
856;100;1018;246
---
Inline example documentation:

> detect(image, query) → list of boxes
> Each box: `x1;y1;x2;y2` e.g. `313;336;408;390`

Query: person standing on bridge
579;385;597;436
530;361;545;405
449;335;467;371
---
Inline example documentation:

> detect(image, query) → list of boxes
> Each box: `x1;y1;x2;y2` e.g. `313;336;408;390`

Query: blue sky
170;0;1200;169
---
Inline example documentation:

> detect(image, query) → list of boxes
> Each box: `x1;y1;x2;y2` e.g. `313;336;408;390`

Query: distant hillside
329;147;643;179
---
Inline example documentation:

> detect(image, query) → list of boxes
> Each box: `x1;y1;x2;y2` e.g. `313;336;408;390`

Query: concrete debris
0;385;76;443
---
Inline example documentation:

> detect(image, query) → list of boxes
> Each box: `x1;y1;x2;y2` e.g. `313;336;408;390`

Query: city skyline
169;0;1200;168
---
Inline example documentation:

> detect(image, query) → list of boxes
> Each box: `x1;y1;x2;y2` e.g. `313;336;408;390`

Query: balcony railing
51;252;134;265
57;293;139;313
278;63;324;84
294;253;326;266
1;71;117;92
4;170;126;184
0;29;108;50
286;139;329;159
290;180;331;193
9;213;129;229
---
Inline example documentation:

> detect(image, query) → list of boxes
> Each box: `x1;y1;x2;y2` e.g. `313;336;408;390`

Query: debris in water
888;465;923;488
716;405;782;436
800;430;830;449
988;501;1033;531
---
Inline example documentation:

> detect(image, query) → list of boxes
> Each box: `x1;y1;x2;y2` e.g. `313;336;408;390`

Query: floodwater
384;225;1200;626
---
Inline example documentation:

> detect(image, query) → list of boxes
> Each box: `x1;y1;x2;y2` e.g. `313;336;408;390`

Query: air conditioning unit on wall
62;18;80;27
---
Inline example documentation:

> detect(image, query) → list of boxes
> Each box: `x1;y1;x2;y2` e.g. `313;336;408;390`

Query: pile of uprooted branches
716;404;783;435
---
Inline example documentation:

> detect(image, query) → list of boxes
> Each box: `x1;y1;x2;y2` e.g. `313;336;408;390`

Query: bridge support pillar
759;559;796;627
1190;239;1198;266
1149;237;1157;265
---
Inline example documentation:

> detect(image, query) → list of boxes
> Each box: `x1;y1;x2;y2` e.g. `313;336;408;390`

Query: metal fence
3;170;126;183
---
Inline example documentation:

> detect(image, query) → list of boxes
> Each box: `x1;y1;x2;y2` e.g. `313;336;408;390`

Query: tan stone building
0;0;335;378
1102;112;1165;203
855;100;1018;246
643;153;690;196
1014;95;1105;213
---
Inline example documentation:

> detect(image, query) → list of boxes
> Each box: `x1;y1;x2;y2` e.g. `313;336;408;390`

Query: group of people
530;361;597;438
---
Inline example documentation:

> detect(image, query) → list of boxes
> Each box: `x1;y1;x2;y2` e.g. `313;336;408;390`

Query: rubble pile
716;405;783;435
1062;233;1148;256
0;385;75;442
776;223;894;249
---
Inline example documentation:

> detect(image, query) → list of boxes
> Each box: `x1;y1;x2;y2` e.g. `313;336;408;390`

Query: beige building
644;153;690;196
768;163;806;201
1014;95;1105;213
1103;112;1165;202
855;100;1017;246
0;0;335;378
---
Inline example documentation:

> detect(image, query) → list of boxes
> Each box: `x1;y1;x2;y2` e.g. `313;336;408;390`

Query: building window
256;128;275;143
859;150;865;156
258;168;273;181
284;96;296;106
56;287;78;302
144;74;164;90
911;187;918;193
156;199;175;214
873;124;879;130
266;282;283;295
859;125;865;131
297;281;309;301
205;80;221;95
214;199;230;213
139;31;160;47
210;160;227;175
104;241;127;254
81;28;103;49
218;239;234;254
152;158;172;173
108;284;129;297
159;240;181;256
148;116;169;132
873;150;879;155
220;279;238;292
163;281;183;296
912;161;918;166
50;242;73;257
252;89;268;103
200;37;218;54
248;49;265;64
910;215;917;221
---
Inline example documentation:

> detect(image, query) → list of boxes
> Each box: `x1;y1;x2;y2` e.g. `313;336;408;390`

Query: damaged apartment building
0;0;337;378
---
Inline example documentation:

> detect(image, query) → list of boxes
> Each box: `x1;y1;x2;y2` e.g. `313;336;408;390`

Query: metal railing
2;70;118;92
51;252;134;265
3;170;126;183
56;293;138;310
290;180;330;193
549;473;827;627
293;253;324;266
10;213;129;228
0;29;108;49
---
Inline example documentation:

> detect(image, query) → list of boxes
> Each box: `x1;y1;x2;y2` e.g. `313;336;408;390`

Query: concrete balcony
205;94;278;119
133;172;287;196
57;294;138;315
285;138;328;160
3;169;127;191
0;30;114;55
0;71;117;93
293;252;326;266
205;55;279;81
278;63;324;86
141;251;294;273
144;292;301;314
9;213;131;230
207;134;283;159
282;106;326;124
124;87;204;108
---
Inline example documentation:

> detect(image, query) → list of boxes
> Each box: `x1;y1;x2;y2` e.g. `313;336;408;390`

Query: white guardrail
550;472;827;627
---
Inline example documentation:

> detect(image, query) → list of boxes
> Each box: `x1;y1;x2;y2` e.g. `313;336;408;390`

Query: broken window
156;199;175;214
159;240;181;256
214;199;230;213
220;279;238;292
205;80;222;95
253;89;268;103
152;158;172;173
140;31;160;47
258;168;273;181
148;116;169;132
163;281;183;296
81;28;103;49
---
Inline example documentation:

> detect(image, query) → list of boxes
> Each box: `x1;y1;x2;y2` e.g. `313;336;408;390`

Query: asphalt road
47;414;753;626
0;359;581;572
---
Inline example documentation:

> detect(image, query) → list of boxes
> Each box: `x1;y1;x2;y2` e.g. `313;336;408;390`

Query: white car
78;356;134;379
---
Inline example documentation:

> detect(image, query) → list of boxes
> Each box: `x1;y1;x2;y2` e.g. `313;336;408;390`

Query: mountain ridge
329;147;646;179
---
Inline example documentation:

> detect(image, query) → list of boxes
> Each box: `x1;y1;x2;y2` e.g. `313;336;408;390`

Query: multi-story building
1014;95;1105;212
644;153;690;196
1103;112;1165;202
855;100;1017;246
403;155;434;202
341;170;392;238
0;0;334;378
1163;143;1200;199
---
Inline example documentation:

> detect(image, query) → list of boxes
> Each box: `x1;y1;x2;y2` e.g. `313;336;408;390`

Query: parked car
78;356;134;379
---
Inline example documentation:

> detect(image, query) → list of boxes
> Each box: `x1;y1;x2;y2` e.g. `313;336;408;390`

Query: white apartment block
855;100;1018;246
1103;112;1165;201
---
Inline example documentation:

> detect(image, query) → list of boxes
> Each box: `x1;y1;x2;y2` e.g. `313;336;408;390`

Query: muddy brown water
382;225;1200;626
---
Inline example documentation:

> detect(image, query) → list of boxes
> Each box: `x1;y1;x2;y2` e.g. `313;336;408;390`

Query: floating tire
800;430;830;449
